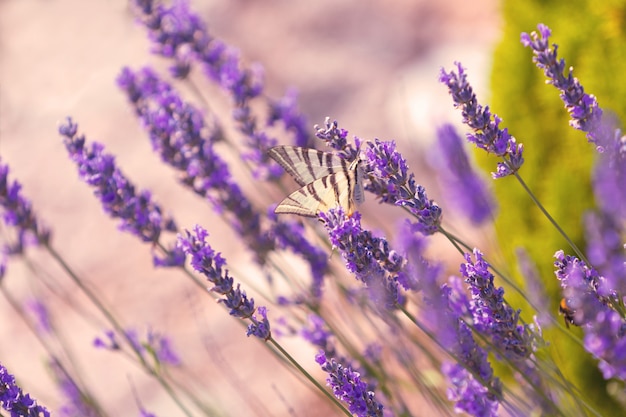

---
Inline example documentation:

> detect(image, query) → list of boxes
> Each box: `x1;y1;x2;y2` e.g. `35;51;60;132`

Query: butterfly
267;146;365;217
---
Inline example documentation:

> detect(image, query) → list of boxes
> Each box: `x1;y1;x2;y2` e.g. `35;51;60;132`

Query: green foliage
484;0;626;414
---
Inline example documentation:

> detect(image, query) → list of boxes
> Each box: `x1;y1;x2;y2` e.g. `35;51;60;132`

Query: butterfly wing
275;167;360;217
268;146;347;186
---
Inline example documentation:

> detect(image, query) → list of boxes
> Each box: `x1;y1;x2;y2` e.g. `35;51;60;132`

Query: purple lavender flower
178;225;271;340
443;362;499;417
246;306;271;340
314;117;358;159
140;409;157;417
146;329;182;366
320;208;401;309
0;160;51;252
25;299;52;334
592;130;626;222
93;330;120;350
554;251;626;379
59;118;184;267
395;224;442;292
584;211;626;296
521;24;615;151
0;362;50;417
439;63;524;178
50;360;100;417
267;211;328;299
117;67;275;264
268;88;313;148
315;351;384;417
434;123;496;225
461;249;534;359
131;0;288;180
364;139;442;235
515;248;551;327
301;314;336;357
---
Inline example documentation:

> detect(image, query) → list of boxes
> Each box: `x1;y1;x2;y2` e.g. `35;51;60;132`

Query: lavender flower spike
435;123;496;225
0;160;51;252
0;362;50;416
364;139;442;235
315;351;384;417
320;208;402;309
460;249;533;359
440;63;524;178
521;24;614;151
178;225;271;340
59;118;184;267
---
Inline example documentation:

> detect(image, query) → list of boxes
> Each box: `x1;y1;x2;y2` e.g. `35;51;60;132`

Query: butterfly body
268;146;365;217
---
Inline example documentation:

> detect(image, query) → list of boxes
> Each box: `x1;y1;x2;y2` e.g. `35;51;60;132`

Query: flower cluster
320;208;402;309
0;362;50;417
178;225;271;340
315;351;384;417
59;118;185;267
434;123;496;224
364;139;442;235
439;63;524;178
521;24;614;151
0;160;51;257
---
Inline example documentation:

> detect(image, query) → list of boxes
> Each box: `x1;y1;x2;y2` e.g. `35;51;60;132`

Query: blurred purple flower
59;118;184;267
117;67;275;264
132;0;297;181
179;225;271;339
301;314;336;357
268;88;313;148
364;139;442;235
521;24;615;151
434;123;496;225
443;362;499;417
0;361;50;417
584;211;626;296
320;208;402;310
0;160;51;254
93;330;120;350
592;130;626;222
315;351;384;417
50;360;100;417
515;248;551;327
439;63;524;178
25;299;52;334
147;329;182;366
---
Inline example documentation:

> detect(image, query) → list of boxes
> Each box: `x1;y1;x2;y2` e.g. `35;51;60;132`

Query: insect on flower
559;297;580;328
268;146;365;217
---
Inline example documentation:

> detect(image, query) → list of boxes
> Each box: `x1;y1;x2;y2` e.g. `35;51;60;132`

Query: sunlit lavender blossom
59;118;184;267
132;0;288;179
315;352;384;417
320;208;401;309
461;250;533;359
422;271;502;417
439;63;524;178
364;139;442;235
554;251;626;380
434;123;495;225
521;24;615;151
0;362;50;417
0;160;51;252
178;225;271;340
396;225;442;292
314;117;358;159
117;67;275;263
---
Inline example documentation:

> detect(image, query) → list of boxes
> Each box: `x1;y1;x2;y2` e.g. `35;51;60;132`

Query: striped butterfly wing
268;146;364;217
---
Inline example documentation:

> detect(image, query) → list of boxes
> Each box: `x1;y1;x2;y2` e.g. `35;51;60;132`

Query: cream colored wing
268;146;348;186
275;168;360;217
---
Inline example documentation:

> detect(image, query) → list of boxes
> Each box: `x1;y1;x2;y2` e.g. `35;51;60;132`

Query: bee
559;298;580;328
